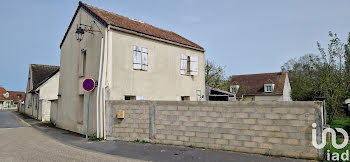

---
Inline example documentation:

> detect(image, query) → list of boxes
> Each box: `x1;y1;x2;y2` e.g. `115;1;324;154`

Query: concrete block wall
106;101;323;160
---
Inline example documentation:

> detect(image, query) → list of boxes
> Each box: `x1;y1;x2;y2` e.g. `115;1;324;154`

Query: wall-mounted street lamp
75;26;85;41
75;22;103;42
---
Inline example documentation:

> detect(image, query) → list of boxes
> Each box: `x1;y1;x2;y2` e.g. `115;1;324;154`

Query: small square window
266;86;272;92
264;84;274;93
181;96;190;101
230;85;239;94
124;96;136;100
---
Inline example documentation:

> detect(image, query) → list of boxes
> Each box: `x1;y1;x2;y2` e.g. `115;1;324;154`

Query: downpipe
96;36;104;138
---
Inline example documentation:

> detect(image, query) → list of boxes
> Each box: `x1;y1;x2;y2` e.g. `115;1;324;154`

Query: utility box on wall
116;111;125;119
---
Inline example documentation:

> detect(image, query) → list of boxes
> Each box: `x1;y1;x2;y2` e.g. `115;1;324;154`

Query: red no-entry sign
83;79;95;92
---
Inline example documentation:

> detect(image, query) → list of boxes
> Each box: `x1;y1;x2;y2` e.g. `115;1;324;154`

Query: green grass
324;136;350;162
324;116;350;161
89;136;104;141
330;116;350;134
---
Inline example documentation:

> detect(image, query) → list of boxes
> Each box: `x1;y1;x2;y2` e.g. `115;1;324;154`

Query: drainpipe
103;25;111;139
96;31;105;138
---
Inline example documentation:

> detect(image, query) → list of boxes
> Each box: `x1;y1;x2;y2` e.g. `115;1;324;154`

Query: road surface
0;110;142;162
1;110;309;162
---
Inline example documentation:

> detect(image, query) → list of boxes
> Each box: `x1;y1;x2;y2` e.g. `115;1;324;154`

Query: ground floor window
124;96;136;100
181;96;190;101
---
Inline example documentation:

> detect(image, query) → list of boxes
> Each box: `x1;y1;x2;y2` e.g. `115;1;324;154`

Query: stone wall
106;101;323;160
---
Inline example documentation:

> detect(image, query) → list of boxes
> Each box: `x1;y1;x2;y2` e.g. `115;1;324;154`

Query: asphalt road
0;110;143;162
0;110;26;128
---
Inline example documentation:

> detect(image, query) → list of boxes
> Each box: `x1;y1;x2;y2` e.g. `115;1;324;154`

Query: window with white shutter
133;46;141;70
190;56;198;75
180;54;188;75
141;47;148;70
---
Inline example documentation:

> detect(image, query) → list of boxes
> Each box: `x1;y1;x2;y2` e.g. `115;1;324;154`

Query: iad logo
312;123;349;161
312;123;348;149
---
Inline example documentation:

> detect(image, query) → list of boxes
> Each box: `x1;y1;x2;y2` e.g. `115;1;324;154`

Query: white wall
282;74;292;101
38;72;60;101
108;29;205;101
57;8;104;135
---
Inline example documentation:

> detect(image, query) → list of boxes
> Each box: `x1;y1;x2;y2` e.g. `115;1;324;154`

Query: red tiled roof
0;87;8;100
8;91;25;102
0;87;25;102
230;72;287;97
60;1;204;51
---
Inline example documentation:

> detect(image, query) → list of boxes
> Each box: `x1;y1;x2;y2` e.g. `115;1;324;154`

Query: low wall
106;101;323;160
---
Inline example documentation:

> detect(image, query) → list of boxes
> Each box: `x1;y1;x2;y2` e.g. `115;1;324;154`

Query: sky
0;0;349;91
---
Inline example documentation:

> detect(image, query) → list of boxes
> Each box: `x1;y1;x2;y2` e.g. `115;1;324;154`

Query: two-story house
57;2;205;138
229;72;292;101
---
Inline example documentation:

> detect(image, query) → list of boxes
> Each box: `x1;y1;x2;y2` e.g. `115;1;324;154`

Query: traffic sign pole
86;91;90;139
82;78;95;140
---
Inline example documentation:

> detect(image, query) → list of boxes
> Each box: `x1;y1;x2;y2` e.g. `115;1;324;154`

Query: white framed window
264;84;274;93
230;85;239;94
180;54;198;76
133;46;148;71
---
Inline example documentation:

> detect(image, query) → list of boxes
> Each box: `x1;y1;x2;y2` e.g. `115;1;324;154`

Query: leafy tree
205;59;230;91
282;54;318;101
313;32;347;122
282;31;350;123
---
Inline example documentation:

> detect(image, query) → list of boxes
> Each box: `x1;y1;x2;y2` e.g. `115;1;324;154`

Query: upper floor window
133;46;148;71
79;48;87;77
264;84;274;93
230;85;239;94
180;54;198;75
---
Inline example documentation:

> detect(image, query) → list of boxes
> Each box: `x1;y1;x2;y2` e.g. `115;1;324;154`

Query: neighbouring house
0;86;25;109
229;72;292;101
205;86;236;101
23;64;60;121
57;2;205;137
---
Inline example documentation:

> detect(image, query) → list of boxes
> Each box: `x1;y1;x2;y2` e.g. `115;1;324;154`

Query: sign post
82;78;95;139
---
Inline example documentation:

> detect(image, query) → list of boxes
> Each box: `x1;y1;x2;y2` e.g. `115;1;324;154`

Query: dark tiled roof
30;64;60;92
60;2;204;51
230;72;287;97
8;91;25;102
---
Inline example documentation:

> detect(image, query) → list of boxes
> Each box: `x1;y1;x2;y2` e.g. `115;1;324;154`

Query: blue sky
0;0;349;91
